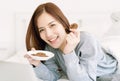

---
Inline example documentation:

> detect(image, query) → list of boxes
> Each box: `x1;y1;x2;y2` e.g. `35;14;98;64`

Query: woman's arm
62;32;98;81
63;50;96;81
33;57;61;81
25;48;61;81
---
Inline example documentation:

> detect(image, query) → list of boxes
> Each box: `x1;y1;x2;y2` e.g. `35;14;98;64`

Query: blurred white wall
0;0;120;59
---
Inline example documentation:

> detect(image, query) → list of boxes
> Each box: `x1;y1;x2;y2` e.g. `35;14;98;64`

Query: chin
50;44;60;49
52;46;59;49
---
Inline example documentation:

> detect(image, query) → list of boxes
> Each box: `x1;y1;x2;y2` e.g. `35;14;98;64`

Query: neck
59;39;66;52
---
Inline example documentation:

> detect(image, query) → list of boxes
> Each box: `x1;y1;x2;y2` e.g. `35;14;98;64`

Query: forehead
37;12;56;27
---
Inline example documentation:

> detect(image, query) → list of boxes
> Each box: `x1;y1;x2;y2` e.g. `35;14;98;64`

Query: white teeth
49;37;57;42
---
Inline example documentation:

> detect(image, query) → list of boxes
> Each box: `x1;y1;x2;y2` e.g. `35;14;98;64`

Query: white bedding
101;36;120;58
5;51;69;81
5;36;120;81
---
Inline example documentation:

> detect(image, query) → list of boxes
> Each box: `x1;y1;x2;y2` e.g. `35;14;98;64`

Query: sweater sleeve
33;57;61;81
62;32;98;81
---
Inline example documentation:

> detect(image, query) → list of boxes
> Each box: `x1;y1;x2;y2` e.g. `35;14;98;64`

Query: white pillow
5;50;29;64
101;36;120;55
111;11;120;22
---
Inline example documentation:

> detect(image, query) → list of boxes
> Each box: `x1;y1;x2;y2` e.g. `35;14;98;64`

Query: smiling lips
49;36;58;44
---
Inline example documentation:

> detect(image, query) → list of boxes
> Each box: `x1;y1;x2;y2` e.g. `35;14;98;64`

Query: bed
4;11;120;81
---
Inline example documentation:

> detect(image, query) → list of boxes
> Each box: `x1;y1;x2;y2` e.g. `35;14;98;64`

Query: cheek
40;33;46;41
56;25;65;32
58;27;66;34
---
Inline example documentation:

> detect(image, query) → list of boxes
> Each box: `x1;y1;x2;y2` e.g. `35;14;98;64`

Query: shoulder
80;31;98;43
77;31;98;49
76;31;100;57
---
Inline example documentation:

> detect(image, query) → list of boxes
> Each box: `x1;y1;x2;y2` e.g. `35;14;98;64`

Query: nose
45;28;53;37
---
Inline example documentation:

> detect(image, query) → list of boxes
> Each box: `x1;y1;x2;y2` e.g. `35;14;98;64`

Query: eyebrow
48;21;55;25
38;21;55;30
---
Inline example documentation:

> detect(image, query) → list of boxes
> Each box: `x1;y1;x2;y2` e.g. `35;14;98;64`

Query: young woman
25;2;119;81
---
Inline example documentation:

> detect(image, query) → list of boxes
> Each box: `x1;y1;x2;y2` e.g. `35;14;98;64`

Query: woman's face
37;12;67;49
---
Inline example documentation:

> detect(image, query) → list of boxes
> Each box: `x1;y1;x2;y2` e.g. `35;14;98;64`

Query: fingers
69;29;80;39
24;47;40;66
31;47;36;51
24;54;31;58
24;54;33;62
24;54;40;66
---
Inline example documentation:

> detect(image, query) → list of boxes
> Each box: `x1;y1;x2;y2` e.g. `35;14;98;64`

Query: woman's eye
39;29;44;33
50;24;56;27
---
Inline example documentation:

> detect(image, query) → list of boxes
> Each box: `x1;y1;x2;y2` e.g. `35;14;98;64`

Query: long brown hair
26;2;71;51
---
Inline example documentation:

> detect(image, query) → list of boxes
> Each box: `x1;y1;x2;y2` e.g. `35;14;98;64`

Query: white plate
27;50;54;60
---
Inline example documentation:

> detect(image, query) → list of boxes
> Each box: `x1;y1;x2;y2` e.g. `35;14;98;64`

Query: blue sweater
34;31;117;81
